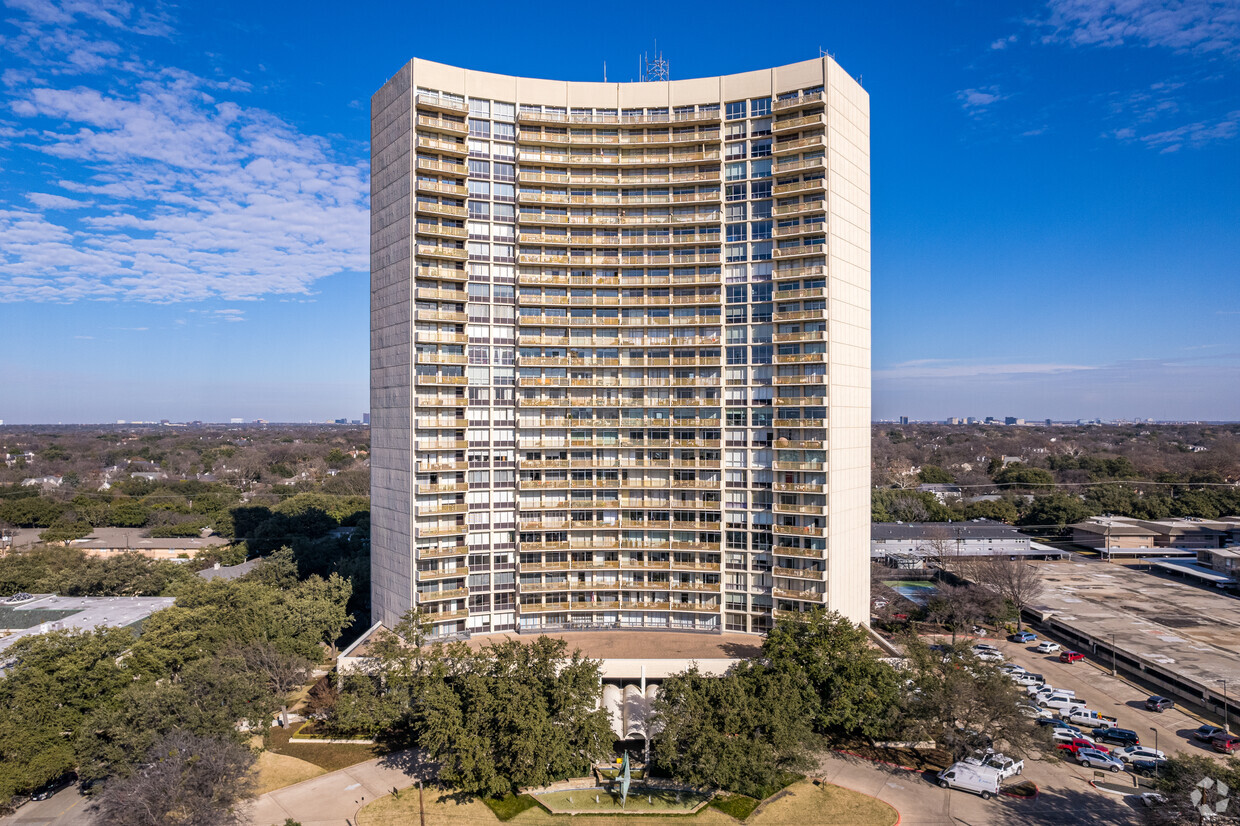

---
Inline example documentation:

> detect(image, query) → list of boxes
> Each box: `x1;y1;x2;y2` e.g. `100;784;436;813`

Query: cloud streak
1041;0;1240;55
0;0;369;304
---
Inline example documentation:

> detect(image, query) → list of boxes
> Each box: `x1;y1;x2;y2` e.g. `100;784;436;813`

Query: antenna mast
640;45;669;82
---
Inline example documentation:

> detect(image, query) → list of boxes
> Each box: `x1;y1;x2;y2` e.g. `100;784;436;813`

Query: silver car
1077;747;1124;772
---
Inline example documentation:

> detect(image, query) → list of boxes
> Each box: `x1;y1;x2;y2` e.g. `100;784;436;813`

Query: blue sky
1;0;1238;423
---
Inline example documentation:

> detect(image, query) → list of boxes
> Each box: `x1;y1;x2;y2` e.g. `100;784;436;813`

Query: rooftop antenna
640;43;669;82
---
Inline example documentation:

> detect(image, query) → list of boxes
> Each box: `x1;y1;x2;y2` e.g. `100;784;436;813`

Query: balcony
414;287;466;304
772;330;825;343
772;113;826;133
773;222;826;239
418;201;468;219
415;330;467;344
773;482;825;493
418;565;469;581
774;264;826;280
416;135;467;157
416;114;468;135
772;179;827;197
417;460;468;472
415;179;468;197
517;109;719;126
772;286;826;301
416;93;468;114
416;223;468;240
773;91;824;112
417;158;467;177
419;502;467;516
419;266;468;282
772;544;822;559
773;374;826;385
416;309;467;323
773;503;825;516
773;523;823;537
773;587;826;602
773;200;826;219
426;608;470;622
416;545;467;559
773;353;824;365
414;374;467;387
416;244;468;262
417;525;467;538
773;243;827;260
773;135;828;155
414;416;467;428
773;460;825;471
417;482;467;494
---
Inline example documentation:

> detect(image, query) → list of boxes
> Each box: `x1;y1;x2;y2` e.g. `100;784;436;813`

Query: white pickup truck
1063;708;1118;728
965;752;1024;779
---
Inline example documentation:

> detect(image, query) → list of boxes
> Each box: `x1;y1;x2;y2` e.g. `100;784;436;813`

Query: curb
832;749;923;773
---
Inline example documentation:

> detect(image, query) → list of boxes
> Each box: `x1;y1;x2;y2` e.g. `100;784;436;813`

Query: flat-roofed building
371;57;871;638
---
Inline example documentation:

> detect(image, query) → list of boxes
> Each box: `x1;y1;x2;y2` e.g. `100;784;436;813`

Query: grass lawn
251;749;326;795
709;792;760;820
265;722;380;772
358;781;897;825
751;780;897;826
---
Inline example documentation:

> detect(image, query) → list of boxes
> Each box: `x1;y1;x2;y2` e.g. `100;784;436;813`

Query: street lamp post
1223;679;1230;734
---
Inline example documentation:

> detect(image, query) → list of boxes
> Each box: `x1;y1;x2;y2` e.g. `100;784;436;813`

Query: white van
1039;693;1084;711
936;762;1002;799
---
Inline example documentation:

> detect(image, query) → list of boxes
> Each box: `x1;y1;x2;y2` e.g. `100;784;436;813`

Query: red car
1060;650;1085;663
1213;734;1240;755
1057;738;1109;755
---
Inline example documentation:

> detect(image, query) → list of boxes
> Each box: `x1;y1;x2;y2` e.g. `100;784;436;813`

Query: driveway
816;750;1144;825
245;751;430;826
0;789;91;826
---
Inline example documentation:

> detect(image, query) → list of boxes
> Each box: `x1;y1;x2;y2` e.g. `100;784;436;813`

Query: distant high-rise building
371;57;871;638
363;413;371;425
898;416;909;425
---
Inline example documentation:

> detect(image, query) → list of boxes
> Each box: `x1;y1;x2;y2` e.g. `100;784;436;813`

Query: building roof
871;521;1026;541
0;594;175;654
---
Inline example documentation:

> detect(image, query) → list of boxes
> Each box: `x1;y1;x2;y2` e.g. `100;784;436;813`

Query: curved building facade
371;57;870;638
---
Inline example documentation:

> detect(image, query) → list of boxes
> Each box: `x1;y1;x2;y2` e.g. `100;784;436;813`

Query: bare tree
90;730;255;826
231;641;314;726
925;583;1003;645
974;558;1045;631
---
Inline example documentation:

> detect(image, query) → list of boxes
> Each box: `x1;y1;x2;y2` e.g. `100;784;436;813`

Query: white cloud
0;0;369;304
1139;108;1240;151
1041;0;1240;56
875;361;1096;380
26;192;94;209
956;86;1009;115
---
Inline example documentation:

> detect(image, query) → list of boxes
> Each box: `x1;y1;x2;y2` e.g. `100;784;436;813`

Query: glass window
727;285;748;303
726;223;747;242
493;101;515;122
751;97;771;117
469;119;490;138
468;180;491;198
469;99;491;117
493;122;516;141
725;100;747;120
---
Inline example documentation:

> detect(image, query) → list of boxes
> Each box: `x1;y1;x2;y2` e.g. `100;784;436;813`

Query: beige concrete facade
371;57;871;638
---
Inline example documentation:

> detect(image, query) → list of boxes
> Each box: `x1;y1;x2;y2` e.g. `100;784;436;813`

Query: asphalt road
0;788;91;826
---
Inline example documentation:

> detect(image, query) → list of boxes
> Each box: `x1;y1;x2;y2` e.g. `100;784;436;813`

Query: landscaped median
355;778;899;825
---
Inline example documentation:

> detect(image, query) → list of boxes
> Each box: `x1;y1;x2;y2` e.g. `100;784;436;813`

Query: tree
1150;753;1240;826
925;584;1004;645
89;731;255;826
900;637;1048;760
651;662;813;797
992;464;1054;488
973;558;1044;631
917;465;954;484
761;608;902;742
1019;492;1090;533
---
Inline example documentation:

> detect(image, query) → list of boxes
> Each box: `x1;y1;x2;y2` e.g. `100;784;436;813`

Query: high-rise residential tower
371;57;870;638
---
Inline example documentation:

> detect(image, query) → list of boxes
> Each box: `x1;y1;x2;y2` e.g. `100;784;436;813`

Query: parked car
1038;718;1083;735
964;752;1024;778
936;762;1001;800
1019;703;1053;720
1145;696;1175;712
1129;758;1168;777
1116;745;1166;764
30;774;75;802
1036;641;1061;653
1093;727;1141;747
1058;737;1108;754
1012;673;1045;687
976;650;1004;663
1052;729;1096;746
1060;650;1085;663
1039;693;1085;711
1077;747;1125;772
972;643;1000;653
1212;733;1240;754
1194;724;1226;742
1064;708;1118;728
1010;631;1037;643
1000;663;1026;674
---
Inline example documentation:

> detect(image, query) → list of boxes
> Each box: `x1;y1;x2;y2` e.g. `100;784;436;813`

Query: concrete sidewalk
245;751;430;826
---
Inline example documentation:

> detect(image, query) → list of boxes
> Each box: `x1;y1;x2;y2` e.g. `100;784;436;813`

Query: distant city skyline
1;0;1238;422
